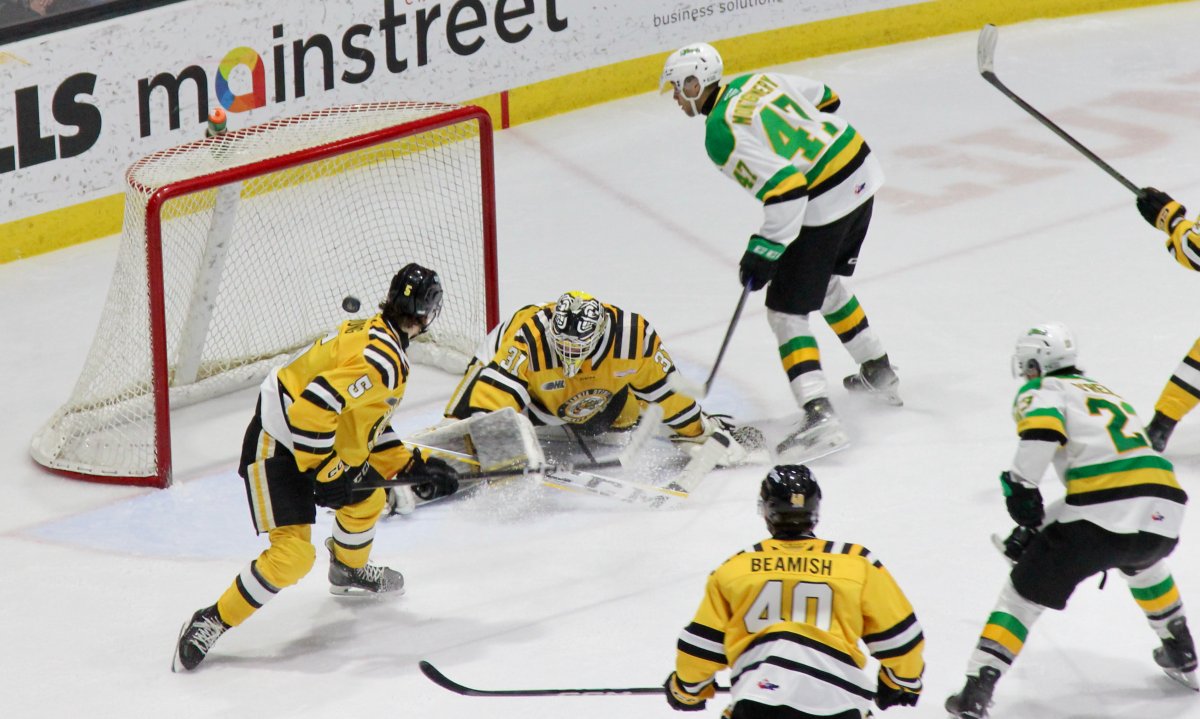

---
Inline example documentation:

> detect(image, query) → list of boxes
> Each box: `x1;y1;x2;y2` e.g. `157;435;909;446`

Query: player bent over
435;291;761;478
946;323;1196;717
1134;187;1200;451
666;465;925;718
660;43;900;464
172;263;460;672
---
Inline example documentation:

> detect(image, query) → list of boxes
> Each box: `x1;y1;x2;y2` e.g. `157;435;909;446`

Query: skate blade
170;619;190;673
849;385;904;407
328;585;406;598
775;430;850;464
1163;666;1199;691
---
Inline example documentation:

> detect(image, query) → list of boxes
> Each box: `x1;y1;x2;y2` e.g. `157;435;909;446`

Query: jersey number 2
744;580;834;633
1085;397;1149;452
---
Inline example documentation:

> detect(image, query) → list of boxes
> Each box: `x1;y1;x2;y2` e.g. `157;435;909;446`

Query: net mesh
32;102;492;484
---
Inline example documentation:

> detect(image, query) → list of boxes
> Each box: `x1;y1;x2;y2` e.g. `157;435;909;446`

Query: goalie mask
660;42;723;114
549;291;608;378
760;465;821;539
381;262;443;336
1011;322;1077;379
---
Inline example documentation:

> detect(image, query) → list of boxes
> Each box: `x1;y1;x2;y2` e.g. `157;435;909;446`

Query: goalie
395;291;762;508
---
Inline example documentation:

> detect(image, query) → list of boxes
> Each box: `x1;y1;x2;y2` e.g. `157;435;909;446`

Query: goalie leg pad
406;407;545;472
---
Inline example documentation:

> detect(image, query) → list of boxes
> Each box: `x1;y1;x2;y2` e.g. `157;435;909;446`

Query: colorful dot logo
215;47;266;113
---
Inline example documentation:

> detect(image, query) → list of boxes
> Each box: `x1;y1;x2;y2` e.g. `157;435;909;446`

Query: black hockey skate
945;666;1000;719
1145;412;1177;453
326;538;405;596
776;397;850;464
843;355;903;406
172;604;230;672
1155;617;1199;691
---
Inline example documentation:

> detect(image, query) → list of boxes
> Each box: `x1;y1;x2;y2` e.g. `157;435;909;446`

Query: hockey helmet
660;42;723;99
1011;322;1078;379
759;465;821;539
548;291;608;378
381;262;443;335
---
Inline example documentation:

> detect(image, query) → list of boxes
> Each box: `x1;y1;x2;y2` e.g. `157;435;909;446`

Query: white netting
32;102;494;485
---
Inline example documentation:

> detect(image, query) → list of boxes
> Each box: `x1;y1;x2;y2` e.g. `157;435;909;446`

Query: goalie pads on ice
405;407;545;473
669;414;767;493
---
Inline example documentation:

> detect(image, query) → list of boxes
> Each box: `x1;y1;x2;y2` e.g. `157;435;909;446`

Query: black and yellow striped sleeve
860;553;925;692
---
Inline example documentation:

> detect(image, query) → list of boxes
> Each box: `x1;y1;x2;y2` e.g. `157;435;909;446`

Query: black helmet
759;464;821;539
381;262;442;335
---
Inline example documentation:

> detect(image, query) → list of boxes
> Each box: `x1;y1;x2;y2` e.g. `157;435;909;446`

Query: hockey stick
418;660;729;697
669;281;752;399
977;23;1138;194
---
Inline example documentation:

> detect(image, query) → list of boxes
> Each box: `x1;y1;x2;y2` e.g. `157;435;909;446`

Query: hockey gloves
313;458;384;510
996;525;1039;564
407;449;460;501
663;672;713;712
739;235;785;291
1137;187;1186;233
875;668;921;709
1000;470;1044;528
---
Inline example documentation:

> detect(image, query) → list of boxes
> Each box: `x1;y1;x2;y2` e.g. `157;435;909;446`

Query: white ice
3;5;1200;717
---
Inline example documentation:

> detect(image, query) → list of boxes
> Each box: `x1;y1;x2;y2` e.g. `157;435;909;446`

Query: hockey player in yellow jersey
660;42;901;465
171;263;460;672
1134;187;1200;451
442;290;763;472
946;323;1196;717
666;465;925;718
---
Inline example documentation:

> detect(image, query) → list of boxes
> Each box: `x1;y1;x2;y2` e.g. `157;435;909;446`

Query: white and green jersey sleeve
1010;375;1186;537
703;72;883;245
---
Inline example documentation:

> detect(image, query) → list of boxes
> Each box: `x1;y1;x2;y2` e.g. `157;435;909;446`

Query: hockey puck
342;295;361;313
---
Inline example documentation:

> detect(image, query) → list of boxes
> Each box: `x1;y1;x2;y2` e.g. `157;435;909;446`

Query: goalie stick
976;23;1138;194
669;281;752;400
418;660;729;697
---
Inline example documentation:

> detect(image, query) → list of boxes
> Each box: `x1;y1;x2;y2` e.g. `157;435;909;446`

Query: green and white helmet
660;42;723;96
1012;322;1078;378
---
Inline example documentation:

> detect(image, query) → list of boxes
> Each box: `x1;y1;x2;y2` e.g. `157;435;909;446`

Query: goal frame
49;103;498;489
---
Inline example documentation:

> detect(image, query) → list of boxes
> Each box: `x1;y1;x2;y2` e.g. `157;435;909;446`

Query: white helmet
660;42;723;97
1012;322;1078;379
549;291;608;378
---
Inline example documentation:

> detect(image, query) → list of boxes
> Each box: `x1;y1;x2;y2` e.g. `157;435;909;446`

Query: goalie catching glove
405;448;460;501
664;672;714;712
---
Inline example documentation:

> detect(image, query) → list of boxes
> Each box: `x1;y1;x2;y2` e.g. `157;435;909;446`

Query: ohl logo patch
558;388;611;423
757;679;779;691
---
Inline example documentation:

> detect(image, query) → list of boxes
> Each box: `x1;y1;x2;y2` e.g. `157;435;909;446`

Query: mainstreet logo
1;0;568;174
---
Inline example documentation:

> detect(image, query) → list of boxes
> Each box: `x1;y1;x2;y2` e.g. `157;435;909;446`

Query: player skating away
665;465;925;718
427;291;762;487
1134;187;1200;451
660;43;900;465
946;323;1196;717
172;263;461;672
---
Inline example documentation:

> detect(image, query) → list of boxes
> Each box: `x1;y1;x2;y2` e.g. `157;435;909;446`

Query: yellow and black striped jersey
257;315;414;479
676;537;924;716
452;301;706;437
1010;374;1187;537
1167;217;1200;271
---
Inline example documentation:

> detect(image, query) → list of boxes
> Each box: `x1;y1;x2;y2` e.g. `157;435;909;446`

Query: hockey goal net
32;101;498;489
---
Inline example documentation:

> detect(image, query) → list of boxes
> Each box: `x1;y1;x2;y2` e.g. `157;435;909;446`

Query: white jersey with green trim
1010;374;1187;537
703;72;884;245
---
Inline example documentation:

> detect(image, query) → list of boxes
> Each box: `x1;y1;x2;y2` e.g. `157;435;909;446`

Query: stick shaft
418;660;727;697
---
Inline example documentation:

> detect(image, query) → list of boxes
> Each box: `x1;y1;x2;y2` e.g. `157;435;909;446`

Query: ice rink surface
3;5;1200;717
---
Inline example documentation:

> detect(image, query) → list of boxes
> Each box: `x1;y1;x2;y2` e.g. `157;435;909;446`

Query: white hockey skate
776;398;850;464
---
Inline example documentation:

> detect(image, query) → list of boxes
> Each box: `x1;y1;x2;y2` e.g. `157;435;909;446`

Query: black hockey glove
313;459;384;509
1000;471;1044;528
663;672;712;712
408;449;459;501
738;235;785;291
875;669;920;709
996;525;1038;564
1137;187;1186;233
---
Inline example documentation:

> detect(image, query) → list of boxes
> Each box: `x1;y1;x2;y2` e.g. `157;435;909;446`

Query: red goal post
32;102;498;489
